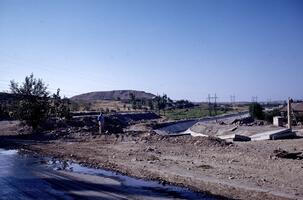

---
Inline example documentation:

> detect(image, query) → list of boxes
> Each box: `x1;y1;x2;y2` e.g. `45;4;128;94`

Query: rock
228;159;239;163
218;121;226;125
145;147;155;152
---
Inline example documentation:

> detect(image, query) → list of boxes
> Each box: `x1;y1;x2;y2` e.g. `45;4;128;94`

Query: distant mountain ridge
70;90;156;101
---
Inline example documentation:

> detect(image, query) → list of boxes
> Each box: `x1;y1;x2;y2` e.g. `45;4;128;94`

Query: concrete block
250;128;293;141
233;134;251;142
270;131;296;140
273;116;283;127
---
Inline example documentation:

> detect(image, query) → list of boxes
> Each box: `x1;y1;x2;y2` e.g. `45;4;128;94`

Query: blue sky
0;0;302;102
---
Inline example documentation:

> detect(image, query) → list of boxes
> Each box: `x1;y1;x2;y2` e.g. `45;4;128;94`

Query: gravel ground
1;121;303;200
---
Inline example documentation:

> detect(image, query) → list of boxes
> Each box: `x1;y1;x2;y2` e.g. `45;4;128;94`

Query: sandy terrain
190;122;282;137
0;121;303;200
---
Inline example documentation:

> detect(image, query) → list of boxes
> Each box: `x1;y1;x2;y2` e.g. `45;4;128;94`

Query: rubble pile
272;149;303;160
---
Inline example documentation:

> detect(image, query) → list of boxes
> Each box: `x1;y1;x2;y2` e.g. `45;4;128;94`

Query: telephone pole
287;98;293;130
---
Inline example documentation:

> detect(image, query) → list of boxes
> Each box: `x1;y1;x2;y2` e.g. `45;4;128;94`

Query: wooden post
287;98;292;129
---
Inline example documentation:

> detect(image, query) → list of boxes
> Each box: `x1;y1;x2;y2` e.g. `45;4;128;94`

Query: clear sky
0;0;302;102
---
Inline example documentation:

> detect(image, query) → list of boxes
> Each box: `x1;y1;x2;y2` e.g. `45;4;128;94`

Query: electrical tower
251;96;258;103
230;94;236;106
207;94;218;116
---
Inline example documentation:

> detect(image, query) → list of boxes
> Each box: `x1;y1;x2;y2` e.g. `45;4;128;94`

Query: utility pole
214;93;218;115
230;94;236;106
207;94;211;116
287;98;293;130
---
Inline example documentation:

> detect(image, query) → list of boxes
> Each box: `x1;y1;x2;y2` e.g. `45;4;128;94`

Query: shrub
249;103;264;120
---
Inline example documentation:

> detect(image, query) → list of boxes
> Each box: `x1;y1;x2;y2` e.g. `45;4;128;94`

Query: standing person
97;112;104;134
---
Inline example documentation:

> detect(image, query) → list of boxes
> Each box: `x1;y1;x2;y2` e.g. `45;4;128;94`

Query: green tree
10;74;71;131
249;102;264;120
148;99;154;110
153;94;168;115
129;93;136;110
10;74;50;130
160;94;168;115
154;95;162;114
49;89;71;119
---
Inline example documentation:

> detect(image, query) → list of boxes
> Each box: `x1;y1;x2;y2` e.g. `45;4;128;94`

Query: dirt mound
146;133;231;147
41;115;127;137
188;136;232;147
231;116;254;125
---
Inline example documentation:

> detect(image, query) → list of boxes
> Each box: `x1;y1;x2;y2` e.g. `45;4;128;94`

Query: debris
228;159;239;163
231;117;254;125
218;121;226;125
145;147;155;152
229;126;238;132
272;149;303;160
233;134;251;142
196;164;213;170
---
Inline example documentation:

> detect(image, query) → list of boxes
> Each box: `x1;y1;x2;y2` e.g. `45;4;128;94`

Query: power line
230;94;235;104
251;96;258;103
207;93;218;116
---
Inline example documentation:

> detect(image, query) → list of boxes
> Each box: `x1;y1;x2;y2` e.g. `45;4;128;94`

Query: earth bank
0;120;302;200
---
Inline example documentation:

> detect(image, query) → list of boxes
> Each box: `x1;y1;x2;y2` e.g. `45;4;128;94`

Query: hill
70;90;156;102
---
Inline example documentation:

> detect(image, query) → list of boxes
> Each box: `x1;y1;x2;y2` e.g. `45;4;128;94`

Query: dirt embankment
1;121;303;200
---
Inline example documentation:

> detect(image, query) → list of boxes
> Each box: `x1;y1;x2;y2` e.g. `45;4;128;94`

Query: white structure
273;116;283;127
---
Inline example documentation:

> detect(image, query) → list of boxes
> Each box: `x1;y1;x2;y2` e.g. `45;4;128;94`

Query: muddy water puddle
0;148;217;200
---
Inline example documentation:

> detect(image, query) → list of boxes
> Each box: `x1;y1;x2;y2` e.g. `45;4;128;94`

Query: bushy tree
249;102;264;120
148;99;154;110
129;93;139;110
10;74;50;130
9;74;71;131
0;102;10;120
153;94;169;115
174;100;194;109
49;89;71;119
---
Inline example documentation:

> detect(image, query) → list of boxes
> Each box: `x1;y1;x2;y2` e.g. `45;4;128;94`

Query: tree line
129;93;195;114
